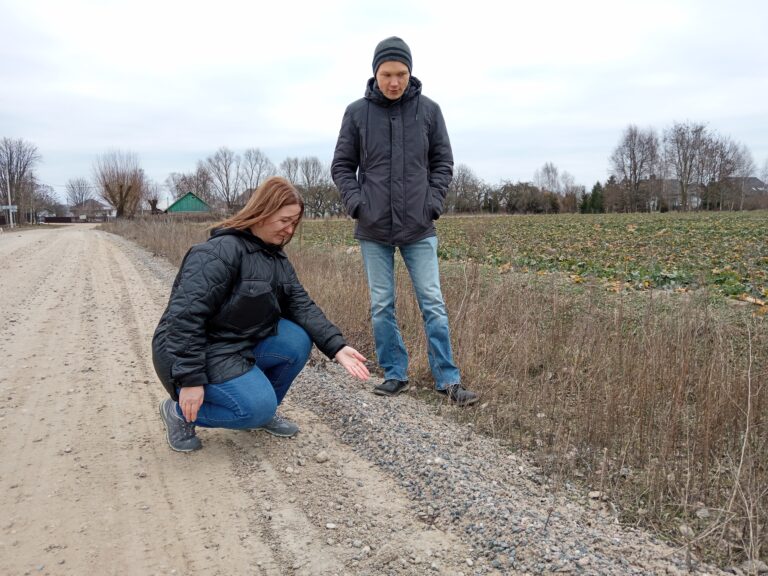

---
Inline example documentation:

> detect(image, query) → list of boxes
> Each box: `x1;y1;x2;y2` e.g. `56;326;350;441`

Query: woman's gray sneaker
159;398;203;452
256;414;299;438
437;384;479;407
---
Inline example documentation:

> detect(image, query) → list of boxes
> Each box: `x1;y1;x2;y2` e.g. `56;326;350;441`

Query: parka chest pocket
215;280;279;332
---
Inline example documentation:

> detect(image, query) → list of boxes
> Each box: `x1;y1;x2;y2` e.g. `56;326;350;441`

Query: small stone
588;491;602;500
678;524;695;539
326;523;337;529
695;507;710;519
352;539;363;548
741;560;768;574
315;450;330;463
466;558;474;566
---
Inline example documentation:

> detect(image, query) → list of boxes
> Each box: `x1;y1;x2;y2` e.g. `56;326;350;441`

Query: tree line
2;120;767;224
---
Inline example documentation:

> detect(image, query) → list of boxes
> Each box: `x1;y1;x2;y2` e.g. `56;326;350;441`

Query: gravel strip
291;359;727;576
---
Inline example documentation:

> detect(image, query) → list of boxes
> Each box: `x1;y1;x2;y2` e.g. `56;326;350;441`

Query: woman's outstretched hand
334;346;370;380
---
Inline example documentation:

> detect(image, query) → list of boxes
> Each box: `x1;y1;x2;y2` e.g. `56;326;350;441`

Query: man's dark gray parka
331;77;453;246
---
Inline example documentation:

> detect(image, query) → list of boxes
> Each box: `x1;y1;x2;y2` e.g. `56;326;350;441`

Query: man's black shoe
373;379;410;396
437;384;479;407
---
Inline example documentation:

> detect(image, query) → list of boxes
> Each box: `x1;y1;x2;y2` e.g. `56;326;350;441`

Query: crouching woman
152;176;369;452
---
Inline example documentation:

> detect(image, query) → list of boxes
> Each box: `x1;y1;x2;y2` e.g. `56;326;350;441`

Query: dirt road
0;226;724;576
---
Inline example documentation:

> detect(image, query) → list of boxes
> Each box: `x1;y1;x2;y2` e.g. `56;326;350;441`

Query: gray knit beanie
372;36;412;74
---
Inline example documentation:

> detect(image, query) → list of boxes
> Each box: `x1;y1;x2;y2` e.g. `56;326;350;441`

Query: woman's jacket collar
209;227;287;257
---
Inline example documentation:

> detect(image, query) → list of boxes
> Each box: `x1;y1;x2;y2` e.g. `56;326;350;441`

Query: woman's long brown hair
216;176;305;231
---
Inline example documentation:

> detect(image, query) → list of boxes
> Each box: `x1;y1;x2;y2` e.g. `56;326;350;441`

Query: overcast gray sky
2;0;767;203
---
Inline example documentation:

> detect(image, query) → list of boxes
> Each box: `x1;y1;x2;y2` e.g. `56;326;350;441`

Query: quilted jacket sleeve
163;245;238;387
280;261;347;359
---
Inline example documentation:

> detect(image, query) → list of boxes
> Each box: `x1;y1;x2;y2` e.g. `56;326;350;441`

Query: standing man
332;36;478;406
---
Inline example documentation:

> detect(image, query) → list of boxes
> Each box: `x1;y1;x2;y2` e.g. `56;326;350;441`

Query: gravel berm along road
0;225;727;575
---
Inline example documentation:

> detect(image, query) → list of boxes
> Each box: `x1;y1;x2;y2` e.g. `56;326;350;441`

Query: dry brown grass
103;217;766;569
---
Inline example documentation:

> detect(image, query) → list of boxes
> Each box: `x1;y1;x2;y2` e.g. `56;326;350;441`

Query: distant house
71;198;115;221
640;178;703;211
721;176;766;194
166;192;211;213
716;177;767;210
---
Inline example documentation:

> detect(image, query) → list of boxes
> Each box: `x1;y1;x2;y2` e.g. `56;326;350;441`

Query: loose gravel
290;358;728;576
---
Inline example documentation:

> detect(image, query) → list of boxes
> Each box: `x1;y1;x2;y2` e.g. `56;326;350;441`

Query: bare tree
19;182;58;223
166;164;215;204
93;150;147;218
733;144;755;210
241;148;276;193
449;164;484;213
205;147;242;211
697;135;739;209
298;157;333;218
559;171;583;213
145;180;162;214
533;162;561;194
66;177;94;208
610;125;659;211
498;181;558;214
664;121;707;210
33;184;58;214
280;157;300;185
0;137;42;225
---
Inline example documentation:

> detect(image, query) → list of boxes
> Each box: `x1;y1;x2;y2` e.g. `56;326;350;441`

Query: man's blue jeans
359;236;460;390
175;318;311;429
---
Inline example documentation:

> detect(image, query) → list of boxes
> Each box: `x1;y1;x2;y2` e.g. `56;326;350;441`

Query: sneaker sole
436;391;481;407
159;399;202;452
373;383;411;397
454;396;480;407
256;427;299;438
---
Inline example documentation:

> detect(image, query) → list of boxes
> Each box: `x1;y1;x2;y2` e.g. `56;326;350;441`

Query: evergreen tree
590;181;605;213
579;192;592;213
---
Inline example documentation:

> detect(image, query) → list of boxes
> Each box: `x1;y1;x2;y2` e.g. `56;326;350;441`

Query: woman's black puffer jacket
152;227;346;400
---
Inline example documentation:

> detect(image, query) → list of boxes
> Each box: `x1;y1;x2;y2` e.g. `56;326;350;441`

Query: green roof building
166;192;210;213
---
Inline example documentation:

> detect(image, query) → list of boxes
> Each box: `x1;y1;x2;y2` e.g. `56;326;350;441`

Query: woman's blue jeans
175;318;311;429
359;236;461;389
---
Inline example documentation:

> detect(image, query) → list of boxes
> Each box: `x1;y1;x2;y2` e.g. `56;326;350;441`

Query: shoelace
177;416;196;437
